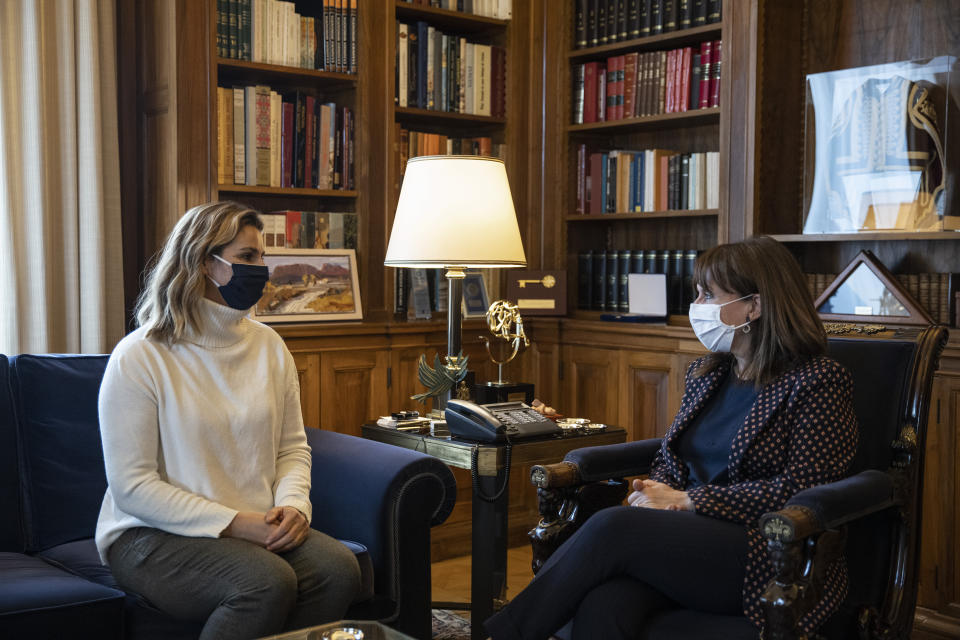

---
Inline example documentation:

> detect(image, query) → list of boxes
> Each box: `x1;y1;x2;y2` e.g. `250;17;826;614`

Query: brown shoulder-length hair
134;201;263;343
692;236;826;385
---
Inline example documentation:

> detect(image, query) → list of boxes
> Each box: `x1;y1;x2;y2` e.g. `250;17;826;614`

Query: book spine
598;63;607;121
304;95;315;188
217;0;226;58
408;24;418;108
680;154;690;209
709;39;721;107
663;0;677;32
679;46;692;111
605;57;617;120
679;0;691;29
588;0;599;47
628;0;641;38
217;87;231;184
606;250;620;311
295;92;306;188
657;51;666;114
583;62;598;123
398;23;408;107
418;22;428;109
578;250;593;309
593;250;607;310
690;52;701;110
281;100;293;187
607;0;619;42
597;0;607;45
693;0;706;25
618;0;628;41
350;0;357;73
665;49;675;113
254;85;271;186
651;0;663;34
576;0;588;48
577;143;588;214
228;0;239;58
631;250;645;275
698;40;712;109
589;152;605;214
623;53;637;120
641;0;651;37
707;0;721;23
618;250;631;312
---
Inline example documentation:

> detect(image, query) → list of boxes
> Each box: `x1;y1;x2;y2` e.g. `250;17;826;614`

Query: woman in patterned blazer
485;236;859;640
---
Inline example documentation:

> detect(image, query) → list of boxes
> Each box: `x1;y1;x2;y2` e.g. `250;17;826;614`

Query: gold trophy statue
475;300;535;404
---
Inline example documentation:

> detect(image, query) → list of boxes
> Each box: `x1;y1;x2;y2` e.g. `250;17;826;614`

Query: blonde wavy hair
135;201;263;343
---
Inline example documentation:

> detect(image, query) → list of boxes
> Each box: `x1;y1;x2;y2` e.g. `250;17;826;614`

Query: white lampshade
385;155;527;268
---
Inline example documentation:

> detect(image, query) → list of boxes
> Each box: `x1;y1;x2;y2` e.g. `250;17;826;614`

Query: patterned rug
432;609;472;640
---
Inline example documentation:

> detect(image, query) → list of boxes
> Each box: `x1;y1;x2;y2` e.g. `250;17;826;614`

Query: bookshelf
545;1;729;319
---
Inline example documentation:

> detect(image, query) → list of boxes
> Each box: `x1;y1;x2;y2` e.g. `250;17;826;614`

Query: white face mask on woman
688;294;755;353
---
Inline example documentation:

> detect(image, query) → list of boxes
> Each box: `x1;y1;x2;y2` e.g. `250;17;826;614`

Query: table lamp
385;155;527;407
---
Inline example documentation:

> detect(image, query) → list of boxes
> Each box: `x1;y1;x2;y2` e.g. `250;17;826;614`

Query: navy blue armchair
528;327;947;640
0;353;455;640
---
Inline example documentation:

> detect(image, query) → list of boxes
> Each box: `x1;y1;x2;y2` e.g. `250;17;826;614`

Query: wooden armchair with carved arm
528;326;947;640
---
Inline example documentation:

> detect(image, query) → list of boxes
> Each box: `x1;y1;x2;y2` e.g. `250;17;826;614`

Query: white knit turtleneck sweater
94;298;312;564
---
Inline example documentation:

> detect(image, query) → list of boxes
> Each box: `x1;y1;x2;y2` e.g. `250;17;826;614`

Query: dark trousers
485;506;751;640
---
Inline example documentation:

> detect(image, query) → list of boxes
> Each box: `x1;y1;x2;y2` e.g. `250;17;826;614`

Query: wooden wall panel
319;350;389;437
619;354;671;441
291;353;321;429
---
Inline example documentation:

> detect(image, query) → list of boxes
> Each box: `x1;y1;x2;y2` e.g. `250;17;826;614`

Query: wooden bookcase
541;1;736;321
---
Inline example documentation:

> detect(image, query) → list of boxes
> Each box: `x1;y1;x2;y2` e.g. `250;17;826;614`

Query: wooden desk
362;424;627;640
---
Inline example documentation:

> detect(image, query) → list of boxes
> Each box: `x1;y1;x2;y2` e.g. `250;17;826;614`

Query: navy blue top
678;371;760;488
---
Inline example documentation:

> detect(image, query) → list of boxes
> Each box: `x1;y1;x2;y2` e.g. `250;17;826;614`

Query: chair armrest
304;429;456;594
566;438;662;481
760;469;895;542
532;439;662;489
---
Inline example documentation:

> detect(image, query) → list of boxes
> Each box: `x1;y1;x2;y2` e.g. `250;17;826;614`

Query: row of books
258;211;358;250
394;269;449;319
575;0;722;48
398;127;506;176
396;22;507;117
399;0;512;19
578;248;700;315
576;146;719;214
216;86;354;190
573;40;721;124
217;0;357;73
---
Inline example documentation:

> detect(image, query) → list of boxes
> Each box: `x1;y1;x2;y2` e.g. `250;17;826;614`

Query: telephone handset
445;399;560;443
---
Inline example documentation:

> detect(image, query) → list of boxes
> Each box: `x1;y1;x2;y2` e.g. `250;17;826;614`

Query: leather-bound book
651;0;663;34
593;250;608;310
640;0;652;37
629;0;641;38
589;0;600;47
707;0;721;23
583;62;599;123
679;0;692;29
693;0;707;25
623;53;639;119
578;251;594;309
607;250;620;311
698;40;712;108
690;52;702;110
619;250;632;312
618;0;629;41
663;0;677;33
576;0;588;48
709;40;722;107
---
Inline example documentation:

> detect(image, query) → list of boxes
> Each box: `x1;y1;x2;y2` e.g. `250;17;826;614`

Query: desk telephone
445;400;560;443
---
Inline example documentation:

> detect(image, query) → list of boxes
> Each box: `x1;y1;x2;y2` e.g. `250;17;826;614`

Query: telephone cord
470;442;512;503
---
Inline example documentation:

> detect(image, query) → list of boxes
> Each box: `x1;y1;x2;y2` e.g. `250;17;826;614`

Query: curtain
0;0;124;354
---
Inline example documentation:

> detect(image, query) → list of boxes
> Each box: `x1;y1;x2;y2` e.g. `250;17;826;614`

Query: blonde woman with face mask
95;202;361;639
485;237;859;640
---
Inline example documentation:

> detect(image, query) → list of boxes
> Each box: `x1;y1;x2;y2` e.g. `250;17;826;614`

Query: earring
742;315;751;334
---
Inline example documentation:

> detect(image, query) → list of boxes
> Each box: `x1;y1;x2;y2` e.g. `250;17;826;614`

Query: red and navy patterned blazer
649;354;859;633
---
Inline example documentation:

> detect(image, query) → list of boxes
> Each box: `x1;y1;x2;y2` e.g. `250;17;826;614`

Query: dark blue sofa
0;353;456;640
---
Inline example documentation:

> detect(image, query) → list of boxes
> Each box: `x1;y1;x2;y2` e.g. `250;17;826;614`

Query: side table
362;424;627;640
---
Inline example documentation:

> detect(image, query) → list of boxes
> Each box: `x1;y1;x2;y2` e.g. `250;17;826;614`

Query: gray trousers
107;526;362;640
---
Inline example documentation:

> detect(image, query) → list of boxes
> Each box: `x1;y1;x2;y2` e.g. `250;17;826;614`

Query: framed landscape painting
253;249;362;323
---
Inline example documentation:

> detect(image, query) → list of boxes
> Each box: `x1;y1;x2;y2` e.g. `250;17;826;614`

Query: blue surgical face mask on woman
688;294;755;353
209;254;270;310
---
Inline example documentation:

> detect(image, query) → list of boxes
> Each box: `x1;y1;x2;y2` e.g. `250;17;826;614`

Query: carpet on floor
432;609;472;640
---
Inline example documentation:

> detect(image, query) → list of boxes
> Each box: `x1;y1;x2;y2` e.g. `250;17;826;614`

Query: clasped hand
627;479;693;511
223;506;309;553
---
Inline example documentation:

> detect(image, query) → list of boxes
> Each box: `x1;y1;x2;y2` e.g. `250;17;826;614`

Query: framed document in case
506;270;567;316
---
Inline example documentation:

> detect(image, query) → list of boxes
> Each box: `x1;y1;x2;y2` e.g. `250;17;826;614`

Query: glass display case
803;56;959;234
